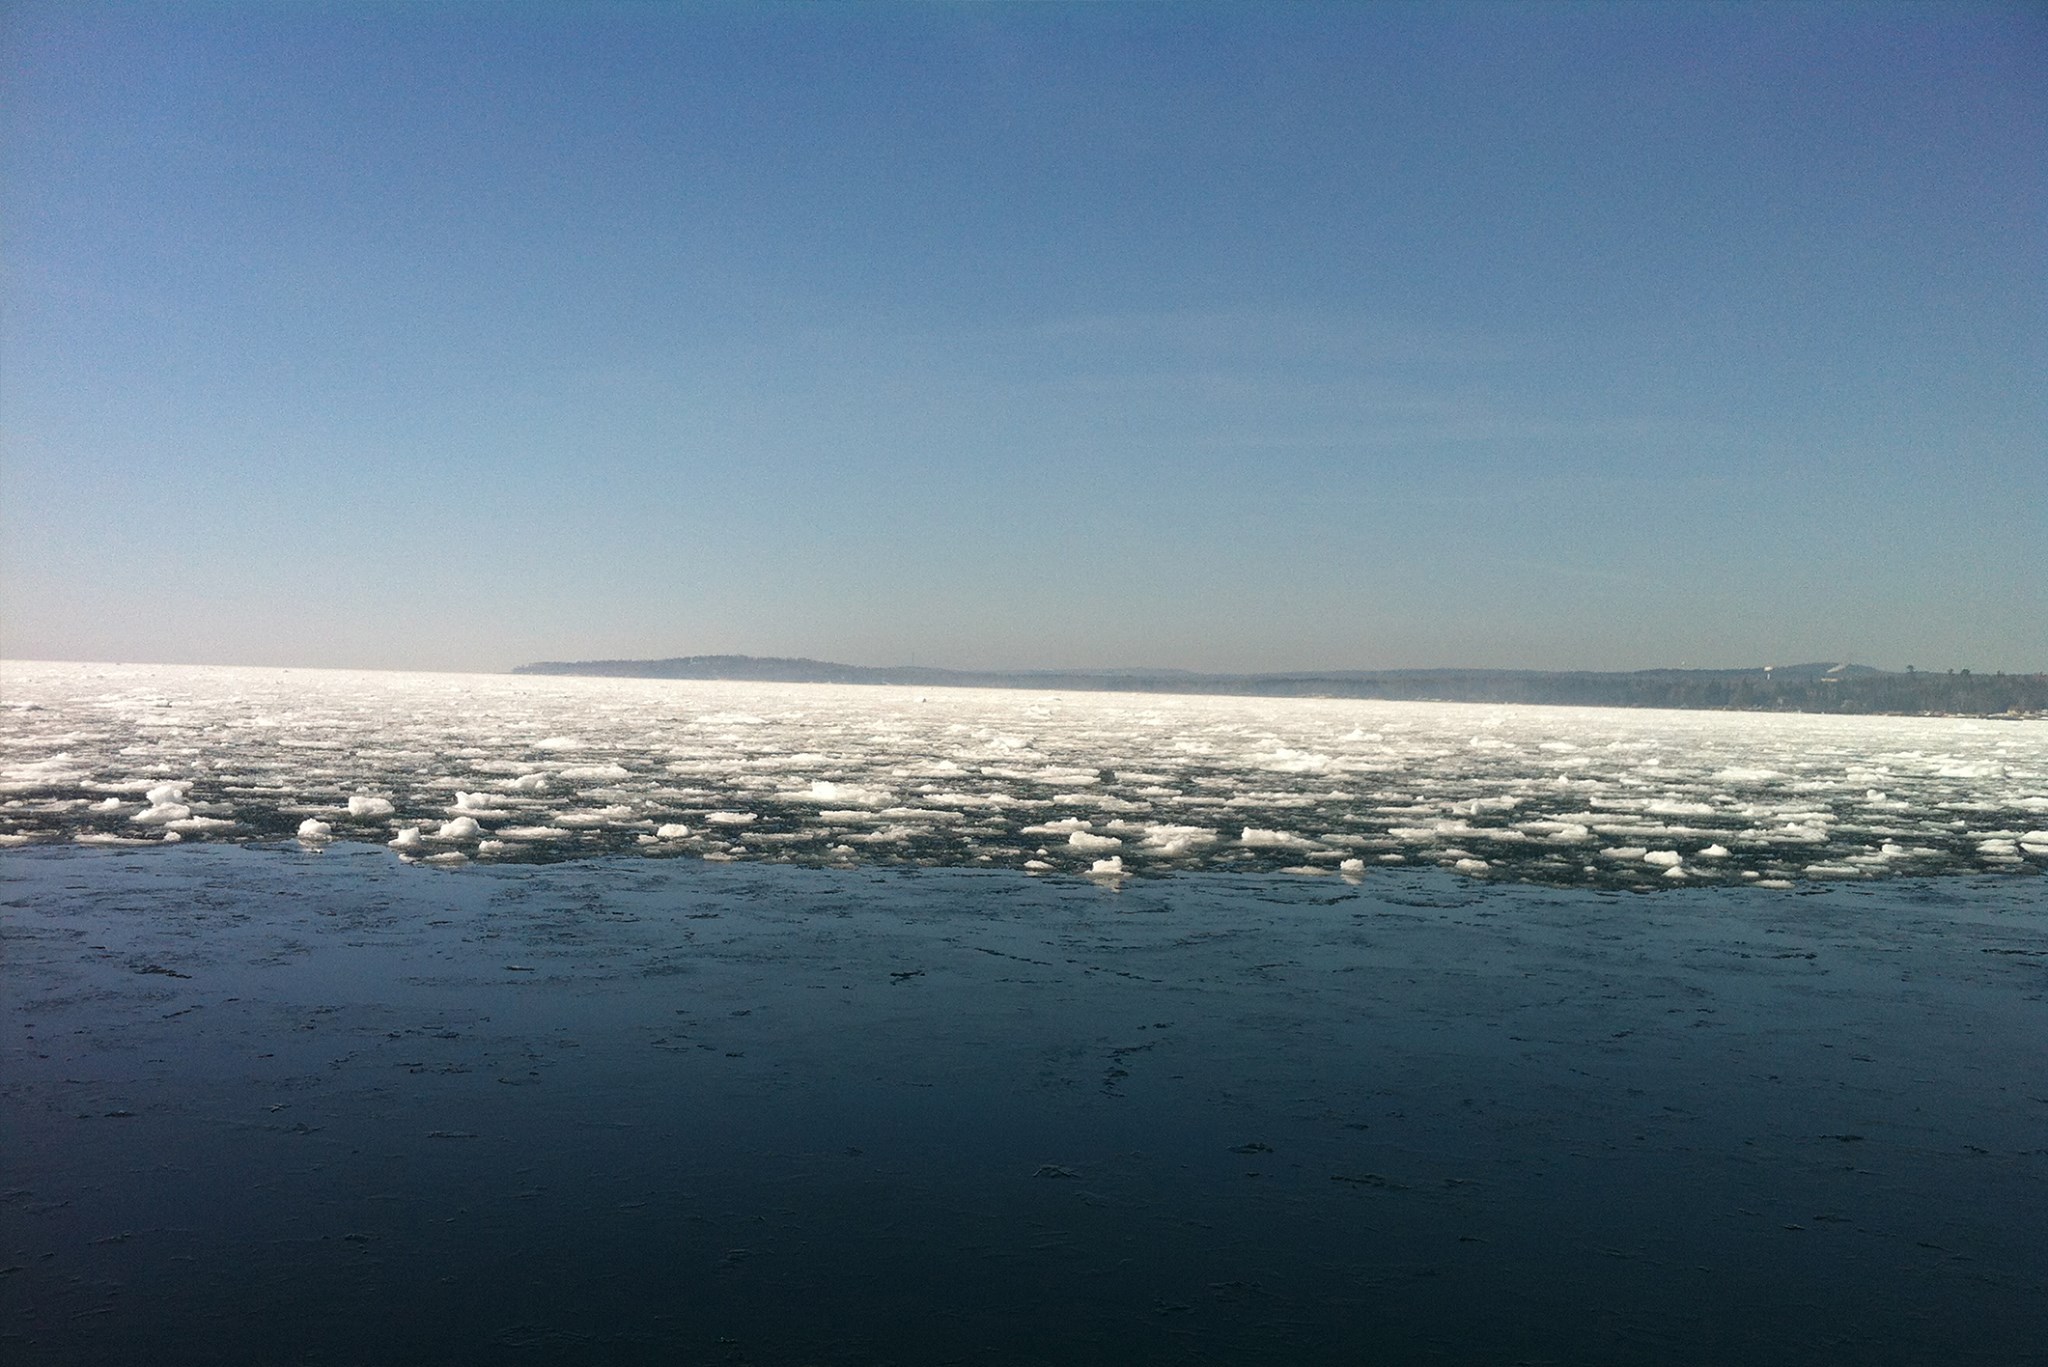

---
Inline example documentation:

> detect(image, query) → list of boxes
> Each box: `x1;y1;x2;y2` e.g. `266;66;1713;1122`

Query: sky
3;1;2043;676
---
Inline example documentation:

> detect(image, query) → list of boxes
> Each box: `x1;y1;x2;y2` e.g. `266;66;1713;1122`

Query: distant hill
510;655;2047;717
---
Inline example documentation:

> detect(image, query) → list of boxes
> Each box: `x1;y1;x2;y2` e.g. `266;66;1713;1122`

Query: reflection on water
3;846;2043;1364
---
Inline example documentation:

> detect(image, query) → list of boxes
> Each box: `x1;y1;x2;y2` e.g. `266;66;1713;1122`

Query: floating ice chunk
923;790;1011;809
511;773;549;792
706;811;757;825
91;797;124;812
655;823;692;840
1240;827;1312;849
390;826;423;848
477;839;507;856
558;763;631;781
131;803;192;825
1697;844;1731;859
348;795;394;818
2018;830;2048;850
146;782;192;805
1453;858;1490;874
1023;817;1092;835
494;825;571;840
168;816;237;833
555;805;641;827
1258;749;1331;774
451;792;501;812
1024;859;1055;872
422;851;468;865
298;818;333;840
1068;831;1122;852
1087;856;1126;878
1662;865;1688;879
433;816;482;841
879;806;966;823
787;780;893;806
1643;850;1682;867
1976;839;2020;857
1339;858;1366;874
1140;823;1219;856
1645;800;1715;816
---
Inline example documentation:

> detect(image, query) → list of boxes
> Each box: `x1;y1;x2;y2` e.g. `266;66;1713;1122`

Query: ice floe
0;661;2042;887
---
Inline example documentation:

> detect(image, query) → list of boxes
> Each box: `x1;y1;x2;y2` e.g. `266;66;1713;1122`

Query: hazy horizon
5;2;2043;676
0;648;2026;681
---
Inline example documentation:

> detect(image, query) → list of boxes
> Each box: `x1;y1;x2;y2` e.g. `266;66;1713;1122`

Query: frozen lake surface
4;662;2046;888
4;846;2045;1365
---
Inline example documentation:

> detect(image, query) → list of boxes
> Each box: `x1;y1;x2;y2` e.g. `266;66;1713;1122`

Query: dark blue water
4;846;2044;1364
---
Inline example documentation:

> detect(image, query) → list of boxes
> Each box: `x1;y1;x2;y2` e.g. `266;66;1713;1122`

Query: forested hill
510;656;2047;717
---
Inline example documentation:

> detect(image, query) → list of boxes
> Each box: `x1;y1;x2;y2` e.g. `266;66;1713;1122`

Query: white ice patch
1139;824;1220;857
1022;818;1092;835
167;816;237;833
554;806;645;828
785;779;893;806
1240;827;1313;849
1068;831;1122;852
347;795;395;818
557;763;631;781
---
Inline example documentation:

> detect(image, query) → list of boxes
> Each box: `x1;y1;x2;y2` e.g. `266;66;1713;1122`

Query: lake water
3;664;2044;1363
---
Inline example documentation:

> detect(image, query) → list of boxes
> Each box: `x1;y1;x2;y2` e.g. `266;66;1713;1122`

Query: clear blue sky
4;1;2042;674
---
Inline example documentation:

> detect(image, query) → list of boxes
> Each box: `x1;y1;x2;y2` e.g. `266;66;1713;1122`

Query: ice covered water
2;660;2043;887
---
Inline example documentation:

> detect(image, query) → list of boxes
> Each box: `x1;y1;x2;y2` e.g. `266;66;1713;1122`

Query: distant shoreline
511;655;2047;719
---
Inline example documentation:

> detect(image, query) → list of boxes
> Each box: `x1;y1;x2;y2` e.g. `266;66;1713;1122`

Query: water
3;662;2044;1362
4;662;2045;888
4;846;2045;1365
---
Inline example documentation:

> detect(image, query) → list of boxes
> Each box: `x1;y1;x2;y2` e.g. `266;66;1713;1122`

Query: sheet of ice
0;659;2043;887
